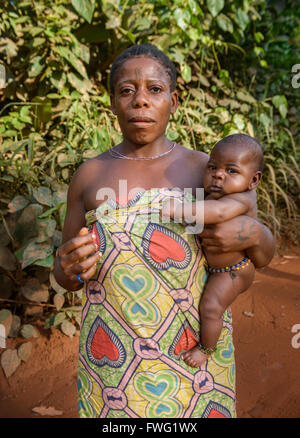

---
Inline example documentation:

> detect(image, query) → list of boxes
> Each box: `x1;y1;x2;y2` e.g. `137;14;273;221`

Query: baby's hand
161;198;183;221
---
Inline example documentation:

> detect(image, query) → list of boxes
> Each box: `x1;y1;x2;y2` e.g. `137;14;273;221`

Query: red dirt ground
1;249;300;418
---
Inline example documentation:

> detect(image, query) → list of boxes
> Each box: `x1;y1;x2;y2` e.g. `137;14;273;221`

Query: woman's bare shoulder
176;144;209;166
68;151;110;194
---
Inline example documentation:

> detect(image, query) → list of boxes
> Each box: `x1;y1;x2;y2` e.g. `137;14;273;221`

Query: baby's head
203;134;263;199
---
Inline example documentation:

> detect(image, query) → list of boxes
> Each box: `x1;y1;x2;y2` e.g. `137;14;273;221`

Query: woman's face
110;56;178;146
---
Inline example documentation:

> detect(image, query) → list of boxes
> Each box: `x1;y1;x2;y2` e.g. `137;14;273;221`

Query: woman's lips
128;117;155;128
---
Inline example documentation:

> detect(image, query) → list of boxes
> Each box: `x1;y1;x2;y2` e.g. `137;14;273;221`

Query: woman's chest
83;158;203;211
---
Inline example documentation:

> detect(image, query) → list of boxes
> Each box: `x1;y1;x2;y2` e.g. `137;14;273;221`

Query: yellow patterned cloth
77;188;236;418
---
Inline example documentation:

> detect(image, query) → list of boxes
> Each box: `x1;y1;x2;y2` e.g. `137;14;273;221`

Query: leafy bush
0;0;299;347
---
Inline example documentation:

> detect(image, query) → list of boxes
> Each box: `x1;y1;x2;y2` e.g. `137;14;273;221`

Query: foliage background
0;0;299;348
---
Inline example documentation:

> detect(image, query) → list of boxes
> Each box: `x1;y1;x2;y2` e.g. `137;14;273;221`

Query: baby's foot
182;346;209;368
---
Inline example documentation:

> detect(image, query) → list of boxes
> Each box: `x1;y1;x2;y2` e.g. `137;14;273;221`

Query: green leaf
236;90;256;105
67;71;92;94
8;315;21;338
1;349;21;377
34;254;54;268
234;8;249;31
174;8;191;31
71;0;96;23
50;71;67;90
32;186;53;207
18;342;32;363
61;320;76;338
53;46;88;79
8;195;29;213
44;313;55;329
54;312;66;327
254;32;264;43
181;63;192;83
20;324;39;339
207;0;224;17
233;113;245;130
28;55;44;78
216;14;233;33
21;241;53;269
38;203;64;219
272;95;288;119
53;294;65;311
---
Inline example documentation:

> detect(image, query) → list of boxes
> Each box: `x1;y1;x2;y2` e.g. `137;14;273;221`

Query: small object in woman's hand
77;273;85;284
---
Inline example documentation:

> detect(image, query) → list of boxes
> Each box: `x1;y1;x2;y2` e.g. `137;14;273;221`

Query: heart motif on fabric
142;223;191;270
134;370;183;418
91;222;106;255
86;316;126;368
169;321;199;360
111;264;160;327
202;401;231;418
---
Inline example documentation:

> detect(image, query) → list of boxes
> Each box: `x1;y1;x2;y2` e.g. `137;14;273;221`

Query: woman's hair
109;44;177;94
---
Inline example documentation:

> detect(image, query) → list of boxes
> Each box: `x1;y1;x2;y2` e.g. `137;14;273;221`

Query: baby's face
203;145;257;199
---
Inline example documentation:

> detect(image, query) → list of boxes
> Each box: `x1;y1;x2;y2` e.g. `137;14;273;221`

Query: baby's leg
183;262;255;368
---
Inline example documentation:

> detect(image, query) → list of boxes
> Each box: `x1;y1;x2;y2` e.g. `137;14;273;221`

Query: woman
54;44;275;418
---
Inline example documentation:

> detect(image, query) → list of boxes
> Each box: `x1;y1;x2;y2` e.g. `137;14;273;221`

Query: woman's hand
55;227;102;289
199;215;275;267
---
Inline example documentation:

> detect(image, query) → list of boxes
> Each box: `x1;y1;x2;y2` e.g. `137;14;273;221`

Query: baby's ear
249;171;262;190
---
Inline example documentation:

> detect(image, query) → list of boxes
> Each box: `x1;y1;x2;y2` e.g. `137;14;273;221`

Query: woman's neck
117;136;173;159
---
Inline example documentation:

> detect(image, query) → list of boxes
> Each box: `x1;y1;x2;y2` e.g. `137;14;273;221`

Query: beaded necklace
109;142;176;161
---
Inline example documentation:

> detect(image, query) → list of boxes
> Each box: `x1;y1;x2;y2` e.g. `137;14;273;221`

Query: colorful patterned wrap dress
77;188;236;418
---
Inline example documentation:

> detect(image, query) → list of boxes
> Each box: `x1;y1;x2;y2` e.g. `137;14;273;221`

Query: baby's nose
214;169;225;179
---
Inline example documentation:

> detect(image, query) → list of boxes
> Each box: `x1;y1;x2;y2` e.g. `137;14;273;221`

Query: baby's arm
162;192;253;225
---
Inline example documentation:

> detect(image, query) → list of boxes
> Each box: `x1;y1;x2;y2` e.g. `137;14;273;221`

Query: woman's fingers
67;251;102;280
58;229;96;257
71;260;98;282
56;227;101;283
60;242;99;267
78;227;89;236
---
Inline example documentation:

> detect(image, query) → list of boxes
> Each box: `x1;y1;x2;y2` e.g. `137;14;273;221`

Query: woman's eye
120;88;133;95
150;86;162;93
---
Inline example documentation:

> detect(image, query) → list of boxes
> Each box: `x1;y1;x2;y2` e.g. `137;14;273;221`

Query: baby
162;133;263;367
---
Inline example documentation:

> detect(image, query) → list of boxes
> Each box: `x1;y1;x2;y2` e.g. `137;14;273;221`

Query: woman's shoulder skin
68;145;209;211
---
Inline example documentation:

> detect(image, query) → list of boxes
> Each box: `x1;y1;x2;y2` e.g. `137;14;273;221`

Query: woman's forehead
114;56;171;84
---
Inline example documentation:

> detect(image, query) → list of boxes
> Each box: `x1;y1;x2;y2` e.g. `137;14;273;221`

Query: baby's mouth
209;185;223;192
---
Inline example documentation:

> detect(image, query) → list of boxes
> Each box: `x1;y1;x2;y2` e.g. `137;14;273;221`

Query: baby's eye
208;165;216;170
227;168;237;174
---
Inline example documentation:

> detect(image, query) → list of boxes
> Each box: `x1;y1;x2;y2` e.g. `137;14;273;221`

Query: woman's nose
132;88;150;107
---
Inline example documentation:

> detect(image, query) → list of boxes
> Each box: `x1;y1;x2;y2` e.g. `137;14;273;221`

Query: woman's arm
53;162;102;290
200;215;275;268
